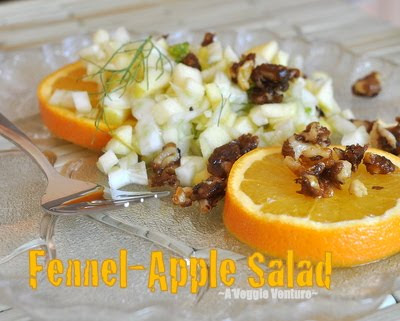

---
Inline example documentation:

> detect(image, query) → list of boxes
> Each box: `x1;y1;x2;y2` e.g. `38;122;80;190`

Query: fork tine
46;190;170;214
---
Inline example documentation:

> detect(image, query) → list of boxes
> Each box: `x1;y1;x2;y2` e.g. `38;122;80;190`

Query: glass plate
1;29;400;321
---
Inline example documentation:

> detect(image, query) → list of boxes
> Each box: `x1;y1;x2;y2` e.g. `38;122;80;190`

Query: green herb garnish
83;36;172;131
168;42;190;63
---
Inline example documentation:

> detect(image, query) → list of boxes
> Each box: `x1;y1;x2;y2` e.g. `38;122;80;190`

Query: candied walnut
237;133;259;154
201;32;215;46
351;119;374;133
352;72;381;97
333;144;367;171
363;152;396;174
283;122;359;198
282;136;309;159
172;134;258;212
248;87;283;104
301;146;332;162
295;174;333;198
248;63;300;104
208;141;241;178
192;176;227;212
369;121;400;155
182;52;201;70
251;64;291;88
322;160;352;189
230;53;256;91
299;122;331;147
282;123;331;160
208;134;259;178
150;143;181;187
172;187;193;207
349;179;368;197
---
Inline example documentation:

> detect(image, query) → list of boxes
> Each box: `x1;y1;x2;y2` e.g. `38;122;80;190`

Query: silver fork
0;112;169;214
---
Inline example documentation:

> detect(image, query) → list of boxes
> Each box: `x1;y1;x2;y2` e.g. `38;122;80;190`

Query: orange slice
224;146;400;267
38;61;112;151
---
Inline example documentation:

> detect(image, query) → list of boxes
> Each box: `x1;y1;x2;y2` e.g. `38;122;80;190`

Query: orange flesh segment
241;153;400;223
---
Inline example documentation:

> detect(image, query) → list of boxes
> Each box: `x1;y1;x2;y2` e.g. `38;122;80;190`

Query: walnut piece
333;144;368;171
230;53;256;91
349;179;368;197
201;32;215;47
295;174;333;198
182;52;202;70
248;63;300;104
282;122;331;159
172;186;193;207
282;123;371;198
172;134;259;212
352;71;381;97
150;143;181;187
208;134;259;178
351;119;374;133
369;120;400;156
192;176;227;213
363;152;396;174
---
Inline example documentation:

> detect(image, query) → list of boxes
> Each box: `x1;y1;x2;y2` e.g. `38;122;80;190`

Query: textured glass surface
1;30;400;321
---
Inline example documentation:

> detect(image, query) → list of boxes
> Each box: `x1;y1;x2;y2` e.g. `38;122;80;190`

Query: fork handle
0;112;57;179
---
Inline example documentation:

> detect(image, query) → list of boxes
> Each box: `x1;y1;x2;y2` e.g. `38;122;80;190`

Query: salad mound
45;27;371;211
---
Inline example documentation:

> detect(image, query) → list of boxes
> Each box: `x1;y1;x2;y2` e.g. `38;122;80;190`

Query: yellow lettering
47;259;63;287
316;252;331;289
296;260;313;287
220;259;236;287
66;260;82;287
120;249;127;288
287;250;294;288
170;258;188;294
190;257;208;293
29;250;45;289
148;251;168;292
101;259;117;287
267;260;284;287
209;249;218;288
83;260;99;287
247;252;265;288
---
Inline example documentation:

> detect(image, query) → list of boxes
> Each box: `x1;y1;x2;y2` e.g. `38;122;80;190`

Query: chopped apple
49;89;74;108
132;68;171;98
108;161;148;189
272;50;289;66
97;150;119;174
105;138;131;156
152;98;184;125
249;106;268;126
199;125;231;158
113;125;133;146
246;41;278;63
119;151;139;169
72;91;92;114
207;41;223;65
172;63;203;87
192;168;211;185
261;102;297;119
103;107;131;126
233;116;257;135
205;83;222;109
104;91;130;109
135;119;164;156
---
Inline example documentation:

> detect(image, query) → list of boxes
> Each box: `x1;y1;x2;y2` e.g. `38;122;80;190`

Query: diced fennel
81;29;353;188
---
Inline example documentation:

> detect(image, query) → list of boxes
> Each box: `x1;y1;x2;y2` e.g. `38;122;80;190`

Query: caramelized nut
363;152;396;174
349;179;368;197
352;71;381;97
